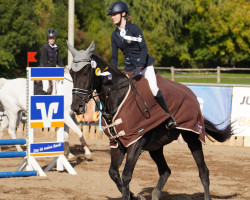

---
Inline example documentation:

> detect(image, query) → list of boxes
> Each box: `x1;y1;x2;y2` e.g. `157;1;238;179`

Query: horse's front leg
122;143;143;200
109;147;125;193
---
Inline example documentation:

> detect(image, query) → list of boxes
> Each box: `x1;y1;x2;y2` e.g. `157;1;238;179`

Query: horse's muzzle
71;103;87;115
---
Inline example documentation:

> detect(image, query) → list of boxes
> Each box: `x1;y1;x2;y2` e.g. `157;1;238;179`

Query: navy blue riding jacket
39;43;64;67
111;22;155;72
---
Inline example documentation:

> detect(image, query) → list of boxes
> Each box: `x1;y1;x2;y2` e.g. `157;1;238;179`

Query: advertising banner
30;96;64;128
231;87;250;136
188;86;232;130
30;142;64;156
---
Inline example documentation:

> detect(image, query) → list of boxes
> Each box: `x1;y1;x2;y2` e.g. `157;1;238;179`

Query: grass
157;71;250;85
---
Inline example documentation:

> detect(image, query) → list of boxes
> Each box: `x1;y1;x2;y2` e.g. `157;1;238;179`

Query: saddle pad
101;72;205;148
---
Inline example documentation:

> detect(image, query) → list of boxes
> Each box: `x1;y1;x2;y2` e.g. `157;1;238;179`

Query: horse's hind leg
6;112;23;151
64;113;91;158
149;147;171;200
0;116;9;151
64;124;75;159
182;133;210;200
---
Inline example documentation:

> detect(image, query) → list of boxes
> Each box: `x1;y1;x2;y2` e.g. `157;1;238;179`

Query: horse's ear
86;41;95;56
65;65;71;73
66;40;77;57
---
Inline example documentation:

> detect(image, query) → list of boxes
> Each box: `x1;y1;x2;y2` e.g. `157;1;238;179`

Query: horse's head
68;41;128;115
68;41;109;114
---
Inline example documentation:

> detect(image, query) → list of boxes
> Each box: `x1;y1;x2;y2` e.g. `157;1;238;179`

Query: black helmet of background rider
46;28;58;39
107;1;129;26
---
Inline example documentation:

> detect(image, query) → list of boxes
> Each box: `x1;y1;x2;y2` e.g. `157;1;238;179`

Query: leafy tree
187;0;250;67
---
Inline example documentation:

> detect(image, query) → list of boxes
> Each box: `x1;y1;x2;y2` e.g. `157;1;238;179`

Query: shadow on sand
106;187;238;200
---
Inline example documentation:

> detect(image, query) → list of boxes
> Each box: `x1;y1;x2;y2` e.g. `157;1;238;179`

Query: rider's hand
132;67;142;76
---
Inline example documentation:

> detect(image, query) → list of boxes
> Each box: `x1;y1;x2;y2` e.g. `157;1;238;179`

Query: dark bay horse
68;42;233;200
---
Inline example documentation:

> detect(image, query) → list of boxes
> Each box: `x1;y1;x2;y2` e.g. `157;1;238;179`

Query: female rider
107;1;176;129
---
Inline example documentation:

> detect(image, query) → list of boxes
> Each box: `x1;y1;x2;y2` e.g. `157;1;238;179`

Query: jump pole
0;138;37;178
0;171;37;178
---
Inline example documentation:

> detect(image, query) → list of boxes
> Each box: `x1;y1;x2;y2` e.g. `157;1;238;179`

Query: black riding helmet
107;1;129;15
46;28;57;38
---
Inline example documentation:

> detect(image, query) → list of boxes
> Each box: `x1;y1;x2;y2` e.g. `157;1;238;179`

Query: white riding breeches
140;65;159;96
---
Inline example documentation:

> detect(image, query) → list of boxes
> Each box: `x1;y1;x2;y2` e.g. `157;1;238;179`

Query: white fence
154;67;250;83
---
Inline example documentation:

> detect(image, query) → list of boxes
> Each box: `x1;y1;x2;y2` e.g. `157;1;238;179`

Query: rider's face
111;13;121;24
48;37;55;45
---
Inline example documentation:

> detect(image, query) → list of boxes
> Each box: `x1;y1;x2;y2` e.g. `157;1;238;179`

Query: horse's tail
0;78;7;88
204;118;234;142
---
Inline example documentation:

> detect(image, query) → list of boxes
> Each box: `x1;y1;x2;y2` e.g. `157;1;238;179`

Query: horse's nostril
78;105;84;112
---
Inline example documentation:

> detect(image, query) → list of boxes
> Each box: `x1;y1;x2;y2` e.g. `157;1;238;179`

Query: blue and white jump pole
0;138;37;178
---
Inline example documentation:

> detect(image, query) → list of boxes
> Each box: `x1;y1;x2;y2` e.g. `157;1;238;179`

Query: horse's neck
99;69;129;117
0;78;7;88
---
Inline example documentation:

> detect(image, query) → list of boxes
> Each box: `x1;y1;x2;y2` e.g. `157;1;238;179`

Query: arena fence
153;67;250;83
6;123;249;148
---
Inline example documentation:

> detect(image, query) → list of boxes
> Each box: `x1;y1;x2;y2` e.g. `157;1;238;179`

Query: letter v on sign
36;103;59;127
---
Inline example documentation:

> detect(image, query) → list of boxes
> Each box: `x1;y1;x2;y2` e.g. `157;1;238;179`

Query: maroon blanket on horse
101;72;205;148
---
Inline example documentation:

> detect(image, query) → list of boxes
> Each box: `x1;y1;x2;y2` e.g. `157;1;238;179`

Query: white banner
231;87;250;136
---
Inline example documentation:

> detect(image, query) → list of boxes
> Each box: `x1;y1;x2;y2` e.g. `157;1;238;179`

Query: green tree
0;0;69;78
187;0;250;67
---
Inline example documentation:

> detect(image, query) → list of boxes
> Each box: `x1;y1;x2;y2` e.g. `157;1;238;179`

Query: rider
36;28;64;95
39;28;64;67
107;1;176;129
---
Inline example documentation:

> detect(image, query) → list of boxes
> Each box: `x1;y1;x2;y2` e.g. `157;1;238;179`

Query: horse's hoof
84;153;93;161
67;153;75;160
137;194;146;200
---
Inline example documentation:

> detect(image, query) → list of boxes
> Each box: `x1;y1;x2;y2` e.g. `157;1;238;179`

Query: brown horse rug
101;72;205;148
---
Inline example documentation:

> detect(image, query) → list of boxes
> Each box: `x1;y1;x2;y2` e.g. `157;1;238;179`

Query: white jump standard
18;67;77;176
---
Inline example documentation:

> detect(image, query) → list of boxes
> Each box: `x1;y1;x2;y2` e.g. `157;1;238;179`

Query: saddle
101;72;205;148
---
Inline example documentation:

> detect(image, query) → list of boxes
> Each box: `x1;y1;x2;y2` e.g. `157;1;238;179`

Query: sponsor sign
231;87;250;136
30;142;64;156
188;86;232;130
30;96;64;128
30;67;64;80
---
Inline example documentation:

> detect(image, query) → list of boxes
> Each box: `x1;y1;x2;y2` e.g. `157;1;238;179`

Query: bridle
72;88;92;103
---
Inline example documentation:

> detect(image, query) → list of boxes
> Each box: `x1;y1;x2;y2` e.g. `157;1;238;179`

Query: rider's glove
132;66;144;76
132;67;141;76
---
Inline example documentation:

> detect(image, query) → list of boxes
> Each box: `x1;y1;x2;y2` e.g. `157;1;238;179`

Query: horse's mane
92;53;123;75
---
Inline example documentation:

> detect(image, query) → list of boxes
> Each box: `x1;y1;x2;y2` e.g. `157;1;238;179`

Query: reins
73;71;150;119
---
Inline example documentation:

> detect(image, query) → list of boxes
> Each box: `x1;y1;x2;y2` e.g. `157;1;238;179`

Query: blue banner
30;96;64;128
188;86;232;130
31;96;64;120
30;67;64;78
30;142;64;156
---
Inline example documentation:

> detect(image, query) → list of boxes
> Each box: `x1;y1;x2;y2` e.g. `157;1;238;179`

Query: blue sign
30;96;64;128
188;86;232;130
30;67;64;79
30;142;64;156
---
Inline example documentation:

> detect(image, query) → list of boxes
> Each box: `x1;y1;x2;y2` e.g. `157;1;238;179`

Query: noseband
72;88;92;103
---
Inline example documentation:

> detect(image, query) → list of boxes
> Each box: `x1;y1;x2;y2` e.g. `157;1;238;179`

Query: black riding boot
155;90;177;130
